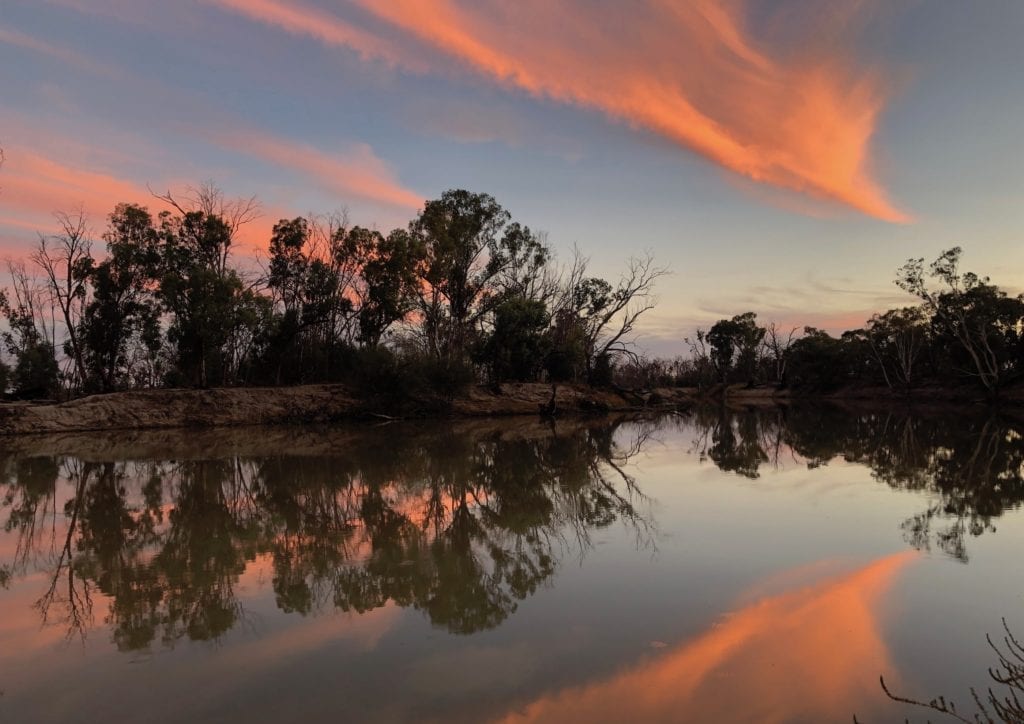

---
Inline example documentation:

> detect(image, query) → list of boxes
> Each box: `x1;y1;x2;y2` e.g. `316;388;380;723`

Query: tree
158;209;260;387
411;190;549;362
707;312;765;384
863;307;928;389
683;329;716;388
897;247;1024;395
357;228;423;347
0;261;59;399
555;250;668;383
761;322;799;386
153;182;259;278
544;308;588;382
785;328;853;391
479;297;550;382
30;211;91;389
262;216;340;383
76;204;163;391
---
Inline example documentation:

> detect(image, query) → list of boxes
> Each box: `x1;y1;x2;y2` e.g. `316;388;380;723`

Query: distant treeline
0;186;665;399
616;247;1024;398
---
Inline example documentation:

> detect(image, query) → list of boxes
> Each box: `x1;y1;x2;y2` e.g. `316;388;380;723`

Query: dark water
2;406;1023;723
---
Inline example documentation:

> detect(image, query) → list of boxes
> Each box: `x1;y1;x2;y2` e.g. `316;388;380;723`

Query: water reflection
498;552;917;723
688;404;1024;561
3;407;1024;722
0;418;656;648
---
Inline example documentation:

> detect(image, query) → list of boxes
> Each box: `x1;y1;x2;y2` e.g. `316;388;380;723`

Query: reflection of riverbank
690;382;1024;412
497;552;917;724
0;413;652;460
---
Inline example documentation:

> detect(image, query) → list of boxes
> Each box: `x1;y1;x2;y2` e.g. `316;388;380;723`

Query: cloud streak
210;129;423;210
0;147;152;230
0;26;121;77
209;0;908;222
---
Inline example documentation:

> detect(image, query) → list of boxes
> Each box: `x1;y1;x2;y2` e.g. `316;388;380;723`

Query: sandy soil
0;383;693;437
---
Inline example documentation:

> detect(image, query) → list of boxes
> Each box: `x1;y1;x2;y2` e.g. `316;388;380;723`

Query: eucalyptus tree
898;247;1024;395
863;307;929;389
74;204;163;391
707;312;765;384
410;189;549;363
554;250;668;383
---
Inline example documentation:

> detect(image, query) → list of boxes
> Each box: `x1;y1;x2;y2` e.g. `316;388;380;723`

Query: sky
1;0;1023;355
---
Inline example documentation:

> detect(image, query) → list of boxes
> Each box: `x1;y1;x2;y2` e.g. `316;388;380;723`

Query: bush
349;347;475;402
12;342;59;399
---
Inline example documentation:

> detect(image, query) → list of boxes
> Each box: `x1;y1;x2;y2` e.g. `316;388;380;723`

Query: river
1;406;1022;722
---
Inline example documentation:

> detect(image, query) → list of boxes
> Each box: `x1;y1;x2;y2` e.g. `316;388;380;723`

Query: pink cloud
212;0;909;222
211;130;423;211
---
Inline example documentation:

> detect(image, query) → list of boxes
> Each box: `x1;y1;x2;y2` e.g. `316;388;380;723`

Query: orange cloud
0;147;153;234
0;123;418;257
212;0;908;222
495;551;917;723
203;0;419;70
212;130;423;211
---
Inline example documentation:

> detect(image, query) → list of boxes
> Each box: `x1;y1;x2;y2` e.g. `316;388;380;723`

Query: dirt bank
0;383;693;436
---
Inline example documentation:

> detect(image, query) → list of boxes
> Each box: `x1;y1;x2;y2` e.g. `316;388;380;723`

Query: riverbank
0;383;693;436
2;380;1017;437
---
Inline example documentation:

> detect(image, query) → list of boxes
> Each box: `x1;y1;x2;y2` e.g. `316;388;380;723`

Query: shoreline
0;383;691;437
0;381;1017;437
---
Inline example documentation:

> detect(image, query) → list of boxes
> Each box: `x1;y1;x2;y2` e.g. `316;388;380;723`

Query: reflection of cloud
211;0;908;221
0;572;77;656
495;552;916;723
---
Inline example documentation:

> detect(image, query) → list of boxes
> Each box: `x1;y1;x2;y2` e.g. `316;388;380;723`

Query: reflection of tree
0;419;654;648
687;405;1024;561
876;619;1024;723
691;406;770;478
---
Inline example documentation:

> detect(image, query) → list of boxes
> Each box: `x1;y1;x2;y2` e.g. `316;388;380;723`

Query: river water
1;406;1022;723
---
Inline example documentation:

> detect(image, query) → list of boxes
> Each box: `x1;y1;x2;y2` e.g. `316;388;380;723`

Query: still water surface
1;406;1023;722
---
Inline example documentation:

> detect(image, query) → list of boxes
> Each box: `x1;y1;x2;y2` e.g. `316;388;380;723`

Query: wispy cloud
210;0;909;222
210;129;423;211
202;0;422;70
0;147;151;227
0;26;121;77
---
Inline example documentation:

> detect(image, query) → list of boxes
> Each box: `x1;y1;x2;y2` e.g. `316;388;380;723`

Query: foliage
478;297;551;382
897;247;1024;395
5;187;664;398
707;312;765;384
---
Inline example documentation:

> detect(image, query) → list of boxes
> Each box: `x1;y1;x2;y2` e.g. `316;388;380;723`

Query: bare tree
152;181;260;276
30;210;92;388
762;322;799;385
3;258;53;349
555;249;669;371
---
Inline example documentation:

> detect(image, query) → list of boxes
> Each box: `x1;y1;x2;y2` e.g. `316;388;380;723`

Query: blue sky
2;0;1022;355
